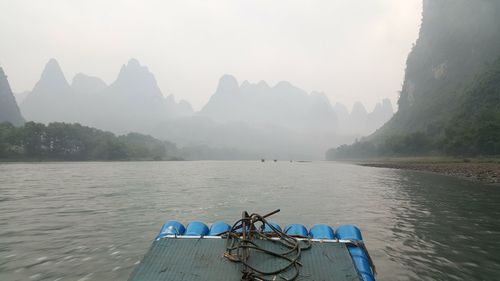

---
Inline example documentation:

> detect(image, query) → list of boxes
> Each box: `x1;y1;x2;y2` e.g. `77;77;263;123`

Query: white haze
0;0;421;111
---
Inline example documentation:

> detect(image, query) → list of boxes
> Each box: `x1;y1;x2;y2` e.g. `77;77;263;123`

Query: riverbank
356;157;500;185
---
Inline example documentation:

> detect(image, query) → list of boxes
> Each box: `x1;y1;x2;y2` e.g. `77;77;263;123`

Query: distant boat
261;159;265;162
274;159;277;162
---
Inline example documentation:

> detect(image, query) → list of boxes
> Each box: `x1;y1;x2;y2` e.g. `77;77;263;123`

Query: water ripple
1;161;500;280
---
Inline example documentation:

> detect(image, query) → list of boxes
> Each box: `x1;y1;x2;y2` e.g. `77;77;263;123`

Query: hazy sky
0;0;421;111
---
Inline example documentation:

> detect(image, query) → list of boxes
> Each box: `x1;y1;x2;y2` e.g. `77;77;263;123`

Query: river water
1;161;499;281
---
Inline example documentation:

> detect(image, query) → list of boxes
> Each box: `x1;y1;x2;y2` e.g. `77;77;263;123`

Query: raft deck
128;237;362;281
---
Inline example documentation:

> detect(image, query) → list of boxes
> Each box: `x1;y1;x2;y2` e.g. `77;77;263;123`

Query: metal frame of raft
128;210;376;281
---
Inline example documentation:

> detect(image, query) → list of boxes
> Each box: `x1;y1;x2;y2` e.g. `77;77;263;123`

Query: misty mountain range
2;58;393;159
20;59;193;133
200;74;393;134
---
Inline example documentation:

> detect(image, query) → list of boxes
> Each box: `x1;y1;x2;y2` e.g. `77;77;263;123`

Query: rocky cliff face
0;67;24;126
379;0;500;137
329;0;500;158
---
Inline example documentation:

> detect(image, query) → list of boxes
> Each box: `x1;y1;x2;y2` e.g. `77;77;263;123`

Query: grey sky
0;0;421;111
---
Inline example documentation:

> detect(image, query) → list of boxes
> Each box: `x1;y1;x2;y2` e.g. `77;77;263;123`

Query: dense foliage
442;59;500;156
0;122;181;161
327;59;500;160
326;132;433;159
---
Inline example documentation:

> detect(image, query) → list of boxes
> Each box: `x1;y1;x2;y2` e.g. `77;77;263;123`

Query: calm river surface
1;161;500;281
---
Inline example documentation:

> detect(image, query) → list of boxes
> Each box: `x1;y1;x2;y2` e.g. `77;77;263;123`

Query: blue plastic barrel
284;224;308;237
349;246;375;281
208;221;231;236
261;222;282;233
336;225;374;281
184;221;209;236
309;224;335;239
336;224;363;240
156;220;185;239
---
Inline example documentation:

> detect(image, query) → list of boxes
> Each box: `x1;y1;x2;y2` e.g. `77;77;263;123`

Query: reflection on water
0;161;499;281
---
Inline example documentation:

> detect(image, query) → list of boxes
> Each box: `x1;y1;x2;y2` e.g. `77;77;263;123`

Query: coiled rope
223;210;311;281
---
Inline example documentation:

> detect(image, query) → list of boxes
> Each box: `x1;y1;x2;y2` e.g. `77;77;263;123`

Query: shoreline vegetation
354;157;500;185
0;158;184;163
0;122;184;161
